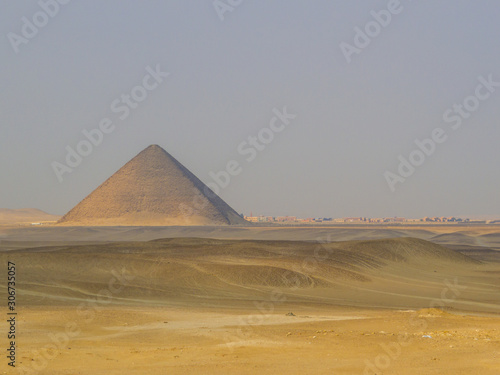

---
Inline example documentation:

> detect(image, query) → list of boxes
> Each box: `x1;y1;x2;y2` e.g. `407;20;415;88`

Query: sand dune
2;232;500;374
4;237;497;313
431;232;480;246
0;208;60;224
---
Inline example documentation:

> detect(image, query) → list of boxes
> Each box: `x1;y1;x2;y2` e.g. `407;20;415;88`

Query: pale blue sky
1;1;499;218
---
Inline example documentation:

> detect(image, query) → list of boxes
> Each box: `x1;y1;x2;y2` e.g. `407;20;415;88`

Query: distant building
275;216;297;223
244;215;274;223
301;218;315;223
341;217;367;223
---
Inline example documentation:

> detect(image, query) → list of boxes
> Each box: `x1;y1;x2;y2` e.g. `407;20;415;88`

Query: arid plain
1;224;499;374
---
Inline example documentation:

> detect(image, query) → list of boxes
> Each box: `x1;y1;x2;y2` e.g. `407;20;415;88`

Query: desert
3;2;500;373
1;225;499;374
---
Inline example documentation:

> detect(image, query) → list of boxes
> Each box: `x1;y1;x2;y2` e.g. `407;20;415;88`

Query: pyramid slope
58;145;247;226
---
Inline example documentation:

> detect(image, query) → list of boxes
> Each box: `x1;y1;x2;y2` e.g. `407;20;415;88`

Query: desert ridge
2;232;500;374
0;208;60;224
57;145;247;226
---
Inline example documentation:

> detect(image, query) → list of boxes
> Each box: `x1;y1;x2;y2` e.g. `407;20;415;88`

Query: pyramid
57;145;247;226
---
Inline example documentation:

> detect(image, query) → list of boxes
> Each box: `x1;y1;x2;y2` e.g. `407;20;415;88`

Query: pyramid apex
139;144;169;156
145;144;163;150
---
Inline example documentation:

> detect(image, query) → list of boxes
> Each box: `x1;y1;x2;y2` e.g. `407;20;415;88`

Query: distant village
243;215;500;225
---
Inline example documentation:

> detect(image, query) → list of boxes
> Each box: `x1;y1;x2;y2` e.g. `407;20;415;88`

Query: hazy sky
1;1;499;218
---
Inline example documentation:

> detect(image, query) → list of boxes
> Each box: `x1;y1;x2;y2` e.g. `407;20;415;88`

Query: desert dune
1;233;499;374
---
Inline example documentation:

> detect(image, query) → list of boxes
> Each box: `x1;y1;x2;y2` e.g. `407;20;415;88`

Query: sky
1;0;499;219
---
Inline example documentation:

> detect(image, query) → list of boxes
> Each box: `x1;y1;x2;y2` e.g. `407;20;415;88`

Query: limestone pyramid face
58;145;247;226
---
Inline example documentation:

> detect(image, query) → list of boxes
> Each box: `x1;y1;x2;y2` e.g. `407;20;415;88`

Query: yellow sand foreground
14;306;500;375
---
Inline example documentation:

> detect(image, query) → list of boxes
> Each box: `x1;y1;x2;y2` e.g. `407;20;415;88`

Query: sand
14;306;500;374
0;208;60;225
0;226;499;374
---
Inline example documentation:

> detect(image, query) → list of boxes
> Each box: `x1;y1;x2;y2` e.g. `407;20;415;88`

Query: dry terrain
0;226;499;374
0;209;60;225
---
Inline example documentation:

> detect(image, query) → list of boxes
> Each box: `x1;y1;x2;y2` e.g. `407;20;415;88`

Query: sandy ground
2;224;500;246
1;227;499;374
11;307;500;375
